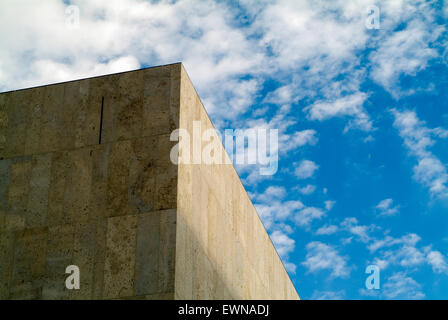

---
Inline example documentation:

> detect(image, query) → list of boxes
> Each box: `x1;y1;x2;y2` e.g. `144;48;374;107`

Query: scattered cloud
284;262;297;275
372;257;390;270
237;114;319;179
368;233;448;274
341;217;374;243
256;199;304;230
290;129;318;148
1;0;446;130
392;109;448;198
394;245;425;268
280;129;318;154
304;92;372;132
375;198;400;216
426;250;448;274
302;241;350;278
271;230;295;258
324;200;336;211
370;13;443;97
256;186;286;203
359;288;380;298
315;224;339;236
294;160;319;179
311;290;345;300
294;207;326;228
298;184;316;195
383;272;425;300
368;233;421;253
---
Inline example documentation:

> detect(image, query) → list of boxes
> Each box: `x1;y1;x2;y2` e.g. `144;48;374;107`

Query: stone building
0;63;299;300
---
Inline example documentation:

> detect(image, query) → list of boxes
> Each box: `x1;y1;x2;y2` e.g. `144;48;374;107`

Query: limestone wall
0;65;179;299
175;65;299;299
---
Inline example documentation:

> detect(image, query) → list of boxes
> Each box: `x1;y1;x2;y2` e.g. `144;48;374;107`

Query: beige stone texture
0;63;299;300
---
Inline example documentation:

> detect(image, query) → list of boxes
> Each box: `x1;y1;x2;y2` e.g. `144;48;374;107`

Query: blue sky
1;0;448;299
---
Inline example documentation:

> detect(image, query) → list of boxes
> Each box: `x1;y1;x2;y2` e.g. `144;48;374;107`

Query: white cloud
324;200;336;211
235;117;318;186
279;129;318;154
240;167;274;185
254;186;306;230
372;257;389;270
414;157;448;196
370;14;443;97
271;230;295;258
294;160;319;179
311;290;345;300
375;198;400;216
0;0;265;121
315;224;339;235
302;241;350;278
359;288;380;298
253;186;302;274
256;200;304;230
1;0;446;133
289;130;318;149
383;272;425;300
294;207;325;228
341;217;373;243
396;245;425;267
235;114;318;184
368;237;426;270
304;92;372;132
30;55;141;86
263;85;294;105
244;115;318;156
284;262;297;275
298;184;316;195
426;250;448;274
368;232;448;274
255;186;286;203
368;233;421;253
392;109;448;198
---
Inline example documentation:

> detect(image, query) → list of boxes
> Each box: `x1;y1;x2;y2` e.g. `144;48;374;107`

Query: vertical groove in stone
99;96;104;145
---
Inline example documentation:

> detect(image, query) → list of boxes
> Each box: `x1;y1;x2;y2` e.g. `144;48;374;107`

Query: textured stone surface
0;63;299;300
175;65;298;299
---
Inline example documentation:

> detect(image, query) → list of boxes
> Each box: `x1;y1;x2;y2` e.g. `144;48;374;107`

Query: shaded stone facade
0;63;299;300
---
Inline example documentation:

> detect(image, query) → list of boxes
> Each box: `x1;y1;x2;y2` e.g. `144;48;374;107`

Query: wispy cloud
298;184;316;195
340;217;374;243
392;109;448;198
375;198;400;216
324;200;336;211
426;250;448;274
2;0;445;129
294;207;326;228
368;233;421;253
302;241;350;278
383;272;425;300
315;224;339;236
368;233;448;273
305;92;372;132
271;230;295;258
294;160;319;179
311;290;345;300
255;199;304;230
369;2;444;97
